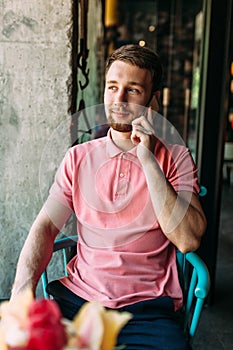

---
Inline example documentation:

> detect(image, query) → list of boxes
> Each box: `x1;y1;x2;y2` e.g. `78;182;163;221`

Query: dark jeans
47;280;192;350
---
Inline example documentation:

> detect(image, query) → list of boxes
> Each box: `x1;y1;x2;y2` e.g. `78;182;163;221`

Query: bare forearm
139;149;206;252
131;114;206;252
11;208;59;298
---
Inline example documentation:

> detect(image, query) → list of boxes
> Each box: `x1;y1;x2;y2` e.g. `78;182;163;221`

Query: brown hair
105;44;163;92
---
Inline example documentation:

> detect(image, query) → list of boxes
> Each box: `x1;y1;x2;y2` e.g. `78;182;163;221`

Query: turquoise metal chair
41;234;210;340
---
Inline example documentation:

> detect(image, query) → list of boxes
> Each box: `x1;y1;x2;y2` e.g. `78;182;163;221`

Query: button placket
115;153;131;197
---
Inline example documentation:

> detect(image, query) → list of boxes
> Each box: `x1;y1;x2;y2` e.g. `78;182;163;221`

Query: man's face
104;60;153;132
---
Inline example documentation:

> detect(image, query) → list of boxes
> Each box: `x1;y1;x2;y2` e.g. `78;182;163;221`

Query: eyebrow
106;80;146;89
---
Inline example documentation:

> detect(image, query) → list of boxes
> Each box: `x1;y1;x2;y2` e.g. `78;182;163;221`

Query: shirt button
120;172;125;177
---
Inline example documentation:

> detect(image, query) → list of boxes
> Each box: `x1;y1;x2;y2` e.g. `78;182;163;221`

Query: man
11;44;206;349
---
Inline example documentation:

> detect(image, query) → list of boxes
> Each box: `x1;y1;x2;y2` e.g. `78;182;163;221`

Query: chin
110;122;133;133
107;114;133;132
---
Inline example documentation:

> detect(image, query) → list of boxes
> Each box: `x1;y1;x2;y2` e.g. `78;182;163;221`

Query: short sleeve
48;149;74;211
156;142;200;195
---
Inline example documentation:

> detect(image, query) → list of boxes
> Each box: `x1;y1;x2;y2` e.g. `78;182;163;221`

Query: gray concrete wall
0;0;104;298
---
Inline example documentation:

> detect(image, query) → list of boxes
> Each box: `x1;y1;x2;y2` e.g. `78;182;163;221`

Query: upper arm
41;197;73;236
179;190;207;229
174;190;207;252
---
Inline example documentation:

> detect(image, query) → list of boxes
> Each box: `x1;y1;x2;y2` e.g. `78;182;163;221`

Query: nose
114;88;127;103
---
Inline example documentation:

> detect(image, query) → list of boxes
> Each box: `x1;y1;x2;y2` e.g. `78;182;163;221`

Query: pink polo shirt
49;130;200;311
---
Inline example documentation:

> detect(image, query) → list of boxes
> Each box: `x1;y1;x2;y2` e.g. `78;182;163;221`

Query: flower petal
0;288;33;347
0;326;8;350
0;288;33;327
100;310;132;350
72;301;104;349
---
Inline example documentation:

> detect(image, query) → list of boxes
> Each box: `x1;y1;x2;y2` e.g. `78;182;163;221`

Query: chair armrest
41;235;78;298
185;252;210;299
53;235;78;252
182;252;210;338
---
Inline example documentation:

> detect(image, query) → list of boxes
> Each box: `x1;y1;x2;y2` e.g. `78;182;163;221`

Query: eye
128;87;140;94
108;85;118;92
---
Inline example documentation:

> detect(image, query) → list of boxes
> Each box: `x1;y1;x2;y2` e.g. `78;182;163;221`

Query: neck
110;128;135;151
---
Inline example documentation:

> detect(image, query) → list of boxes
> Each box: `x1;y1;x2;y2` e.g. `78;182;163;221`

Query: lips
111;108;132;122
111;110;129;117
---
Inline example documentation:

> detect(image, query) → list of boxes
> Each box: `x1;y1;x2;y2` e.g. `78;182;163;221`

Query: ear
149;91;160;111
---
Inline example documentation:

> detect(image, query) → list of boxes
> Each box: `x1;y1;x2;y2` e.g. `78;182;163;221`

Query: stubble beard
107;115;133;133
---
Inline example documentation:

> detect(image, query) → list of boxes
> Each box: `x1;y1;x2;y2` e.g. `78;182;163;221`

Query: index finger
146;106;153;125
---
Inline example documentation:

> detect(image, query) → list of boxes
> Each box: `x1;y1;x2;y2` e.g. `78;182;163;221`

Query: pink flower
26;298;67;350
0;289;132;350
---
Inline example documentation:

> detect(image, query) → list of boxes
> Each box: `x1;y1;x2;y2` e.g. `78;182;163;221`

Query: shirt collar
106;129;138;158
